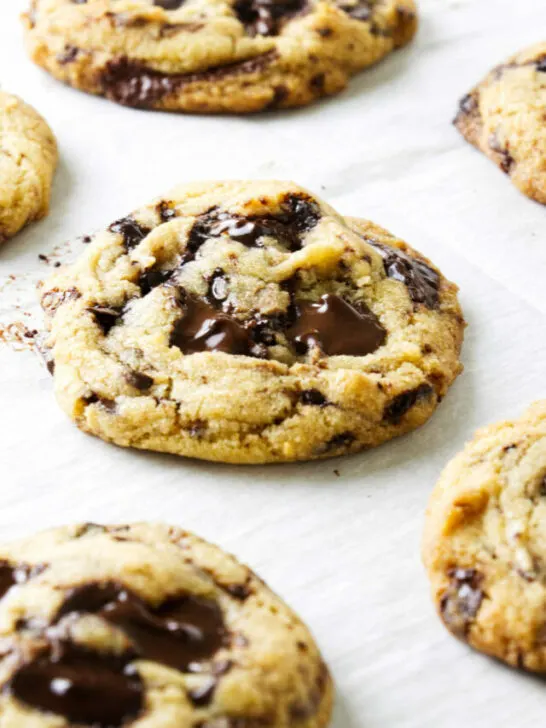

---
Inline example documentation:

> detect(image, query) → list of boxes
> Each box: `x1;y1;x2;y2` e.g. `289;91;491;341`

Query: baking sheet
1;0;546;725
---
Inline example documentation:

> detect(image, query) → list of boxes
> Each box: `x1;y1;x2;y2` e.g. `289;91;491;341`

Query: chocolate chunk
154;0;185;8
157;200;177;222
370;242;440;308
0;563;46;600
109;217;150;250
440;568;484;636
489;133;514;174
300;389;328;406
234;0;307;36
208;270;229;305
536;57;546;73
287;294;386;356
337;1;372;21
125;371;154;391
322;432;356;452
9;645;143;728
138;268;173;295
83;394;117;412
101;53;277;108
383;383;434;424
458;93;478;115
186;194;320;260
225;583;251;600
88;305;122;334
57;45;79;64
188;677;217;706
170;296;254;356
57;583;226;671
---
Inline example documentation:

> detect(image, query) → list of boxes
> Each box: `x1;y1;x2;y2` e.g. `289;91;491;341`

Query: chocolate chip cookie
40;181;464;464
455;42;546;204
23;0;417;113
423;401;546;672
0;522;332;727
0;91;57;243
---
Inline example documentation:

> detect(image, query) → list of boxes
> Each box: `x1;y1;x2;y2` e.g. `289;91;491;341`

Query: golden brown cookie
24;0;417;113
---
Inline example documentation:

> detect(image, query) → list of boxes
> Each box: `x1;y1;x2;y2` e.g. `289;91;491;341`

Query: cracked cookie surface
0;522;332;727
423;401;546;672
40;180;464;464
23;0;417;113
455;42;546;204
0;91;57;243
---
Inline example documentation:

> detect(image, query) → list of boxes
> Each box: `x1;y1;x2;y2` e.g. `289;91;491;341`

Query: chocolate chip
536;57;546;73
300;389;328;406
370;242;440;308
157;201;177;223
83;394;116;412
540;475;546;497
57;45;79;64
170;296;254;356
125;371;154;391
458;93;478;115
287;294;386;356
383;383;434;424
234;0;307;36
189;420;207;438
489;133;514;174
337;1;371;21
153;0;185;7
440;568;484;636
88;305;122;335
101;53;277;108
109;217;150;250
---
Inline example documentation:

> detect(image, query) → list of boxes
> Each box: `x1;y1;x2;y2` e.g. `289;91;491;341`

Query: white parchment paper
1;1;546;725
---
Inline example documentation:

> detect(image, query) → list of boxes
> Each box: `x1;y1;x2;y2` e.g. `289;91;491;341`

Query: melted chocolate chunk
88;305;122;335
287;294;386;356
0;564;18;599
383;383;434;424
170;297;254;356
56;582;226;672
186;194;320;261
370;242;440;308
109;217;150;250
300;389;328;406
101;53;276;108
9;645;143;728
440;568;484;636
154;0;185;8
125;371;154;391
234;0;307;36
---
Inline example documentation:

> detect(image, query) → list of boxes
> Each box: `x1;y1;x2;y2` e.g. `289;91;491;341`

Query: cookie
23;0;417;113
423;401;546;672
0;522;332;727
0;91;57;243
40;180;464;464
455;43;546;204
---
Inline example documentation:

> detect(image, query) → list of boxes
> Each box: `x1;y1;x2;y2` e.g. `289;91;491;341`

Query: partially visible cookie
40;180;464;464
423;401;546;672
0;522;333;727
455;43;546;204
0;91;57;243
23;0;417;113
